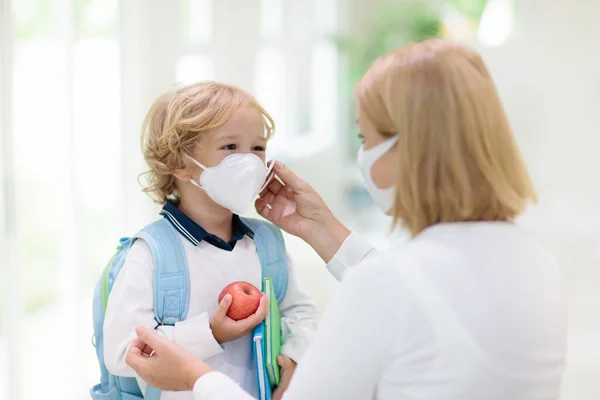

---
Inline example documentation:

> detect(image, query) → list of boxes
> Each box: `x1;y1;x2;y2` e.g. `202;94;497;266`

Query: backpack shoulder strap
241;218;288;303
132;218;189;400
135;218;190;326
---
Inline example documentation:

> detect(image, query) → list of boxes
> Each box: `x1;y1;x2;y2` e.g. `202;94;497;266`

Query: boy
103;82;317;399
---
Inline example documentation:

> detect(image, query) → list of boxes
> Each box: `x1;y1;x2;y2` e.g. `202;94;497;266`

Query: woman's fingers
126;340;152;374
135;327;169;354
273;161;308;192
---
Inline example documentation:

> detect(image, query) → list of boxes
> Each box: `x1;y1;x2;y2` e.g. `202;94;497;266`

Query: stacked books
252;277;282;400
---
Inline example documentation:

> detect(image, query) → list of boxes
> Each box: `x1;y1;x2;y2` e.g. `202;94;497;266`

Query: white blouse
193;222;568;400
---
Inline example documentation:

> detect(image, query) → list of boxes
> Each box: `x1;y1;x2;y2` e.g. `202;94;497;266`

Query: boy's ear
173;155;196;182
173;163;192;182
174;159;194;181
173;168;193;181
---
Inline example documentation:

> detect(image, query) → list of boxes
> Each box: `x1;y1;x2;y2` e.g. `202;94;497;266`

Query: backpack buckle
161;313;180;325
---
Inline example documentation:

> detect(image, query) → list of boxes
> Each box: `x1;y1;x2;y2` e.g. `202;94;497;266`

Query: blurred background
0;0;599;398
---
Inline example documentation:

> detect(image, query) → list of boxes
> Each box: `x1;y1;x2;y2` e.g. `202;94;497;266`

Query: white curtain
0;0;340;398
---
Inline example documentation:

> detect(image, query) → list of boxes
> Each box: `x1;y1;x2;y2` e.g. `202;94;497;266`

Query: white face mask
356;135;399;213
187;153;274;215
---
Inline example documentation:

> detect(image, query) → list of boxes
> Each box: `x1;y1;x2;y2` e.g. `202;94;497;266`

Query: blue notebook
253;320;272;400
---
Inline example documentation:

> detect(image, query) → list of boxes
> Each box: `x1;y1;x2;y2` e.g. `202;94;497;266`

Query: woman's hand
210;294;269;344
256;161;351;262
126;326;212;392
272;356;297;400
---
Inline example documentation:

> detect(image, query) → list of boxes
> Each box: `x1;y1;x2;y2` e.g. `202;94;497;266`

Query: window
1;0;120;398
253;0;339;159
254;47;287;153
178;0;214;85
441;0;516;46
477;0;515;47
1;1;343;398
187;0;213;45
176;54;214;84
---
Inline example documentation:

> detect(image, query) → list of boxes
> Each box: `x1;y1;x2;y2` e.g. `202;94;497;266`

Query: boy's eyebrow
214;134;241;142
214;133;267;143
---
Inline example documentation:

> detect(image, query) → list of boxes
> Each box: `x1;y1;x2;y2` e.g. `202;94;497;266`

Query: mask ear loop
186;154;208;190
258;160;277;193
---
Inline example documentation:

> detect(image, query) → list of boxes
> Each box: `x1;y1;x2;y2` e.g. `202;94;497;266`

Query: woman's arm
196;258;402;399
269;258;401;399
325;232;378;280
256;161;377;280
127;255;406;400
255;161;351;262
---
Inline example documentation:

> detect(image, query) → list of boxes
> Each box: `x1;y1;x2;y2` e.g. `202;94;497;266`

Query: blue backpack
90;217;289;400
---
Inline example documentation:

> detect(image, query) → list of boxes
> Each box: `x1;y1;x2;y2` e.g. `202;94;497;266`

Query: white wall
480;1;600;398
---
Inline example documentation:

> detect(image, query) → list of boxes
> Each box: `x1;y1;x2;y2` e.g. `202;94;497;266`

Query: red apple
218;281;262;321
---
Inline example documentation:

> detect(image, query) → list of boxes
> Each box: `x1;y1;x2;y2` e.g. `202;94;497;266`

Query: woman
126;40;568;399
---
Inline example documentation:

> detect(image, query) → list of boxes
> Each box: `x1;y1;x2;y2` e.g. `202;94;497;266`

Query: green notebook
263;277;281;387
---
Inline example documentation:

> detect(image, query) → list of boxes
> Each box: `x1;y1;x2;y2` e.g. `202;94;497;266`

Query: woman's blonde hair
140;82;275;204
356;39;536;235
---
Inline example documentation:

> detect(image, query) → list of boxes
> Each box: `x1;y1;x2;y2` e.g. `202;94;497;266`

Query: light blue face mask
356;135;399;213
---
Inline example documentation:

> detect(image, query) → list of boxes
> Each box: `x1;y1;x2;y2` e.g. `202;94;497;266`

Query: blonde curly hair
140;82;275;204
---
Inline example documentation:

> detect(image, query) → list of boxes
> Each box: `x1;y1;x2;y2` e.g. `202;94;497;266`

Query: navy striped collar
160;201;253;251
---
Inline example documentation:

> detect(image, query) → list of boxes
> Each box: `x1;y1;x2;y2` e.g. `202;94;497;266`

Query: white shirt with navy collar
103;201;318;400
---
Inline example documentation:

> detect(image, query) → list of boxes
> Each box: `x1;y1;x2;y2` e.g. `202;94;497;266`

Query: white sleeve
103;240;223;377
191;258;408;400
325;232;377;281
278;253;318;363
281;258;407;400
193;372;255;400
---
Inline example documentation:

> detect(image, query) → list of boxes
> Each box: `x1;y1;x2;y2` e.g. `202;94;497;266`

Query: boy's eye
222;144;237;150
252;145;266;151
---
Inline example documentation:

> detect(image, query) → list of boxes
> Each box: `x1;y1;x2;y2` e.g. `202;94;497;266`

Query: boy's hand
272;356;297;400
210;294;268;344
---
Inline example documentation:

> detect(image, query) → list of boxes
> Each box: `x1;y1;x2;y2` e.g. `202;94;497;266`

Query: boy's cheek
202;152;227;168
